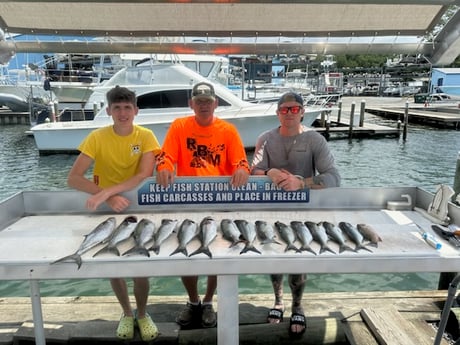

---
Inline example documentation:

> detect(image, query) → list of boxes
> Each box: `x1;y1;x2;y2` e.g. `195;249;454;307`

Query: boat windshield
103;64;199;87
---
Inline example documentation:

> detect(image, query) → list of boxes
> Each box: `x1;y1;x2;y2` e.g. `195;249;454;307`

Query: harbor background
0;96;459;298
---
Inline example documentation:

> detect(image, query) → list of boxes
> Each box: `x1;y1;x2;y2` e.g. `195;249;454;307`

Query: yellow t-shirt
78;125;161;188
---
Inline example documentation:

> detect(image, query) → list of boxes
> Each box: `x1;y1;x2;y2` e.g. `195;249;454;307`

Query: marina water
1;111;459;297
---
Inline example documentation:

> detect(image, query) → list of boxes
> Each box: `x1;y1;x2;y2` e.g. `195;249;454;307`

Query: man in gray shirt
251;91;340;336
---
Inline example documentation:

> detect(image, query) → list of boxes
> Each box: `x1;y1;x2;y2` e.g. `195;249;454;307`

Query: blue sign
137;176;309;205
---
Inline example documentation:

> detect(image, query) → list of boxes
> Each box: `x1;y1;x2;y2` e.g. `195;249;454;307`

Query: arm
67;153;101;194
228;126;250;187
155;122;179;188
86;151;155;211
310;136;341;188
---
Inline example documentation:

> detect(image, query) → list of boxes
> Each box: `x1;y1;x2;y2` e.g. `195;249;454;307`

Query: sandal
289;313;306;336
136;313;159;341
116;314;134;340
267;308;284;323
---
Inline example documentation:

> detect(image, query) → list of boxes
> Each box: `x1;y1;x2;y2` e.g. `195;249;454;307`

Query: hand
86;191;130;212
156;169;174;188
267;168;304;191
230;168;249;187
106;195;131;213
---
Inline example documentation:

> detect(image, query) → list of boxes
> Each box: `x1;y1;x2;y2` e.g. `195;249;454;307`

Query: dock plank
361;306;430;345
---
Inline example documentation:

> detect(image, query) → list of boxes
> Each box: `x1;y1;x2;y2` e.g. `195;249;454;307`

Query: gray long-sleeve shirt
251;126;341;188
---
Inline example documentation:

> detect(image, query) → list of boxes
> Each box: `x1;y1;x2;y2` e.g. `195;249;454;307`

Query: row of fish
51;216;383;269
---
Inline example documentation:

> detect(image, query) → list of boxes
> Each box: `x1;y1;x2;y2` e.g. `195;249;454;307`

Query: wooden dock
365;106;460;129
0;109;30;125
0;290;457;344
314;121;400;140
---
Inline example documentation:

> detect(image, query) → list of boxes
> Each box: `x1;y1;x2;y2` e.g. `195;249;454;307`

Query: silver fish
274;221;301;253
255;220;281;245
51;216;117;269
338;222;373;252
235;219;261;254
170;219;199;257
149;218;178;255
93;215;138;257
123;218;156;257
220;219;244;247
290;221;316;255
305;221;336;254
189;216;218;258
357;223;382;247
321;221;356;253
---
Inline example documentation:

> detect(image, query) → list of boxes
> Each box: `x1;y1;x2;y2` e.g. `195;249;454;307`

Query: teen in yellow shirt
67;86;161;341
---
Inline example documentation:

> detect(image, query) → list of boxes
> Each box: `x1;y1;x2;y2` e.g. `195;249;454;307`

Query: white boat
30;63;331;154
0;80;54;121
49;53;231;108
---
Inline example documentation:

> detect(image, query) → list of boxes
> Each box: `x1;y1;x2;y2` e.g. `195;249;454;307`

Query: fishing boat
30;62;332;154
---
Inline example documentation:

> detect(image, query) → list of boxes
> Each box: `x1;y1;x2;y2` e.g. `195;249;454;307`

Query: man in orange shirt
156;81;249;328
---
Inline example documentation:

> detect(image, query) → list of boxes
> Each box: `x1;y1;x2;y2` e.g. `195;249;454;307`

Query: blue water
0;117;459;297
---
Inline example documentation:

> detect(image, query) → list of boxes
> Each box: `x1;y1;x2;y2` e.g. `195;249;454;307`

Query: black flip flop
267;308;284;323
289;313;306;336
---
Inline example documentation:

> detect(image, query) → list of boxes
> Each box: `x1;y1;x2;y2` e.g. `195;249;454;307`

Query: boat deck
0;290;454;345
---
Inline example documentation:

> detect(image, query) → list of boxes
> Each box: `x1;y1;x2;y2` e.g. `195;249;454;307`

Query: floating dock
365;105;460;129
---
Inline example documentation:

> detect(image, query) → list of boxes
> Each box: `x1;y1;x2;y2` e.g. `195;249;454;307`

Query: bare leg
133;277;149;318
182;276;200;303
111;278;133;316
203;275;217;303
268;274;285;324
288;274;306;333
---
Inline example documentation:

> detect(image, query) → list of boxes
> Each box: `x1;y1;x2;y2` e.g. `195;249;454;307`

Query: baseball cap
191;82;216;100
277;92;304;107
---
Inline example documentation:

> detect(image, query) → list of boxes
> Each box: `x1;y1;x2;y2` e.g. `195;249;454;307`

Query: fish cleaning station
1;177;460;344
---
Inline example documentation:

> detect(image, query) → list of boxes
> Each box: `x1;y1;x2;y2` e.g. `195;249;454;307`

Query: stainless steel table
1;177;459;345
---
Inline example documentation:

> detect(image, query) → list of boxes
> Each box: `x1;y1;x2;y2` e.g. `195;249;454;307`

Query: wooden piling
337;100;342;123
359;100;365;127
348;102;355;141
403;101;409;141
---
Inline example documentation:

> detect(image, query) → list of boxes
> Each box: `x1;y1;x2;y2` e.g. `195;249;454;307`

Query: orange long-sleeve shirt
156;116;249;176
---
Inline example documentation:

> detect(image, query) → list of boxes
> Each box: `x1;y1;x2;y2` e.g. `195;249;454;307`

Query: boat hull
31;109;322;154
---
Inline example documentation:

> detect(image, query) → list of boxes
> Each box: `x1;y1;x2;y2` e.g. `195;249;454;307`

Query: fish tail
356;244;373;253
229;239;244;248
285;244;301;253
320;245;336;255
300;245;317;255
123;246;150;257
93;246;120;257
189;247;213;258
149;245;160;255
240;244;261;255
50;254;82;269
339;244;357;253
170;246;188;257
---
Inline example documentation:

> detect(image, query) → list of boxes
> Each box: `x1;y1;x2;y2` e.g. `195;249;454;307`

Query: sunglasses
278;106;303;115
